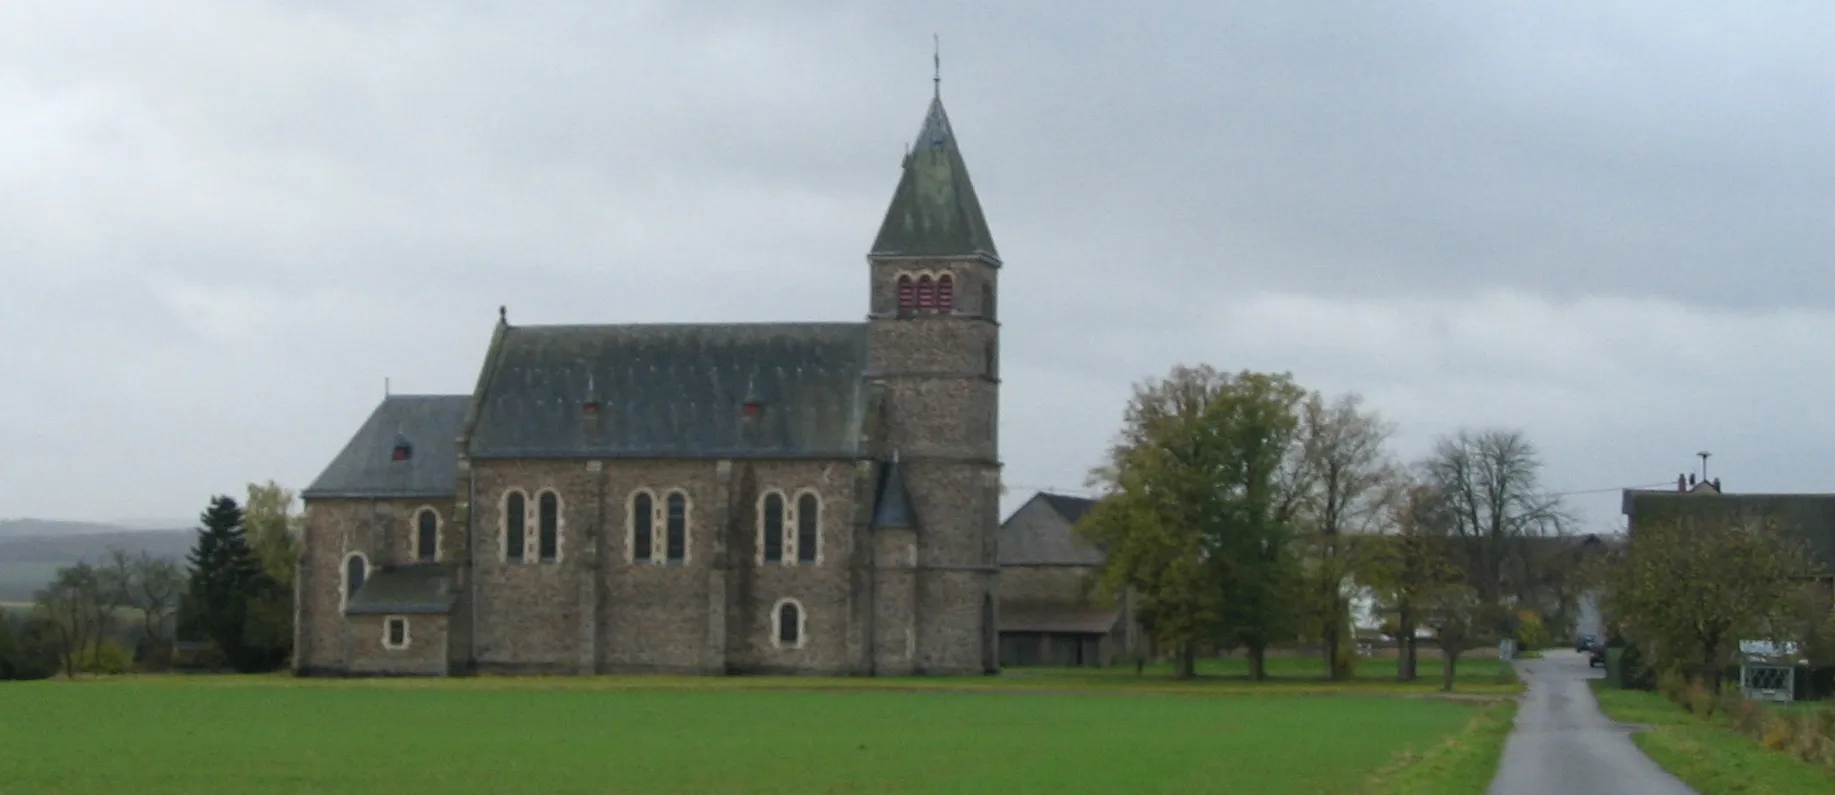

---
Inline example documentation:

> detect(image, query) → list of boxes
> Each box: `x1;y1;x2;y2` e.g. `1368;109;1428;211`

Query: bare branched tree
1420;428;1571;605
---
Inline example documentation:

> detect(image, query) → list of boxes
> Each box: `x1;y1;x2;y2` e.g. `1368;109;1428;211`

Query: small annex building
995;491;1140;667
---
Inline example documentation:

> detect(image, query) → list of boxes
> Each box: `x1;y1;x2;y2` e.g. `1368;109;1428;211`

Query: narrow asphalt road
1486;649;1697;795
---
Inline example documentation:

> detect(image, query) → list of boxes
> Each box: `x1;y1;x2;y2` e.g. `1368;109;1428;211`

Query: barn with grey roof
293;86;1007;677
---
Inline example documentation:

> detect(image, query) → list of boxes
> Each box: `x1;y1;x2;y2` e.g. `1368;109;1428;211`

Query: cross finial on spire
933;34;940;98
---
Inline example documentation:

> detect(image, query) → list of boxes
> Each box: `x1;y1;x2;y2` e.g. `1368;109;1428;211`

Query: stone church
294;87;1003;677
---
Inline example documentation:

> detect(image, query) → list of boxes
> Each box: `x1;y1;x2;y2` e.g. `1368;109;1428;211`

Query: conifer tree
185;495;267;670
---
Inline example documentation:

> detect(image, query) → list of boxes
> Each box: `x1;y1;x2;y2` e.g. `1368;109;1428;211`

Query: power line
1001;481;1678;500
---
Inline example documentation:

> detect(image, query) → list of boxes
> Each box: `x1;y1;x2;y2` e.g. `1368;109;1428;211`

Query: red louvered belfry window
936;274;954;313
915;275;936;311
896;274;916;313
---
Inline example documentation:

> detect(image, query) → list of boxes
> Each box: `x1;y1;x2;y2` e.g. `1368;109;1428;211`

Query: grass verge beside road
1590;682;1835;794
1363;698;1518;795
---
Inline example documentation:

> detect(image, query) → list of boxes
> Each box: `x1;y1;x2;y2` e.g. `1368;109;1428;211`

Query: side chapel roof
303;395;470;500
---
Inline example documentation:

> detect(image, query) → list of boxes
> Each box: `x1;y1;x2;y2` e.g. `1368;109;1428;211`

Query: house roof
466;322;872;459
869;95;999;261
1000;605;1119;635
999;491;1105;566
344;564;459;615
1623;489;1835;568
303;395;470;500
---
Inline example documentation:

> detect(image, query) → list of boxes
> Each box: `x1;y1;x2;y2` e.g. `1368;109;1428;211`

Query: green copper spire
869;94;999;261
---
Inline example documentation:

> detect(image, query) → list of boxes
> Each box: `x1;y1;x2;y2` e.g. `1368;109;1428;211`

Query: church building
294;86;1004;677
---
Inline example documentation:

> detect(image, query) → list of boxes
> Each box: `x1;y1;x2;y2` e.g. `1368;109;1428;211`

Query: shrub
1658;670;1689;704
83;640;135;676
1515;611;1547;650
1683;679;1718;718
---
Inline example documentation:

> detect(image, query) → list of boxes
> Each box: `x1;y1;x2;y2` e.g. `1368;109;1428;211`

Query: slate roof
467;323;873;459
999;492;1106;566
869;95;999;260
1000;605;1120;635
1623;489;1835;568
344;564;460;615
303;395;470;500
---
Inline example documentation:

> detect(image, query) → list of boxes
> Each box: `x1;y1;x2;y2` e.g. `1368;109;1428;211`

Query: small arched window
505;491;526;563
775;600;803;648
415;508;438;562
345;554;368;602
915;274;936;311
796;493;820;564
538;491;560;562
631;491;654;563
665;491;688;563
761;492;785;564
896;274;916;313
936;274;954;313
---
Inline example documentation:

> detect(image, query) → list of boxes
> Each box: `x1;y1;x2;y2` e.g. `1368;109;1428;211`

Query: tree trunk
1396;608;1418;681
1441;648;1458;692
1324;620;1342;681
1175;643;1195;680
1249;643;1267;681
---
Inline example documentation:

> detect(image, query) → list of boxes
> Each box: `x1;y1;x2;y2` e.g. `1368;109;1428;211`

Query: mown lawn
1590;682;1835;794
0;671;1507;795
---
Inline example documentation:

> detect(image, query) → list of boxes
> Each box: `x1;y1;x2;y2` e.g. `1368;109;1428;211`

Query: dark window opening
345;556;366;600
742;401;762;419
505;492;526;562
762;493;784;563
778;602;801;646
386;617;407;648
936;274;954;313
796;493;819;564
391;443;411;461
665;492;687;563
915;274;936;311
632;493;654;562
896;274;915;312
538;491;559;562
981;282;995;320
416;509;437;562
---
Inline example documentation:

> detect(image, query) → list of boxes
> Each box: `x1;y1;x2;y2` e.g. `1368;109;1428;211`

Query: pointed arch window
504;491;526;563
936;274;954;313
761;492;785;564
896;274;916;313
665;491;688;563
415;508;438;562
915;274;936;311
631;491;654;563
796;493;820;564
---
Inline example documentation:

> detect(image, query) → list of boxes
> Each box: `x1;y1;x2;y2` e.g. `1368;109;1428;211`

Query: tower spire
933;34;940;98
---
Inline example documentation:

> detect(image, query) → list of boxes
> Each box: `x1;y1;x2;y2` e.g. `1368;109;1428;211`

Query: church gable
303;395;470;500
467;322;873;459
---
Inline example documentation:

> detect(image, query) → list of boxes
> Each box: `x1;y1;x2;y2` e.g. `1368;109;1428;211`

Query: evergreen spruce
185;495;268;671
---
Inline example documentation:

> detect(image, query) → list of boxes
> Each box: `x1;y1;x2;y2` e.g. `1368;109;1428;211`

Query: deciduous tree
1292;392;1398;679
1362;481;1462;681
1420;428;1570;605
1608;512;1819;687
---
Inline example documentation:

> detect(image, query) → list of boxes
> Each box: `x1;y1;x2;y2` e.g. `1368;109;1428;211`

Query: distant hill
0;526;194;603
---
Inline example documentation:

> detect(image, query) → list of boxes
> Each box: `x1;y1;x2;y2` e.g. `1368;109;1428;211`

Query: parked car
1588;643;1607;668
1575;634;1597;653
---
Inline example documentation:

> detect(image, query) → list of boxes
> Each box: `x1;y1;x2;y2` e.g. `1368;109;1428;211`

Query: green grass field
1590;682;1835;794
0;661;1519;795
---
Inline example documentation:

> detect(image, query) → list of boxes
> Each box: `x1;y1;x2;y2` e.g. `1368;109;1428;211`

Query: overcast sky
3;1;1831;531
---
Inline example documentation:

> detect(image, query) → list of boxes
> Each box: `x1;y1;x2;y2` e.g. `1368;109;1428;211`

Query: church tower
865;82;1001;675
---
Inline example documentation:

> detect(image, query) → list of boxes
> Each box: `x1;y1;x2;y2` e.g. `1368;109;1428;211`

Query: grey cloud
2;1;1831;527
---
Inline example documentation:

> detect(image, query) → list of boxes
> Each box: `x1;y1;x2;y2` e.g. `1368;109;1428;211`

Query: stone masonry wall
468;457;864;675
345;614;448;676
296;497;454;674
